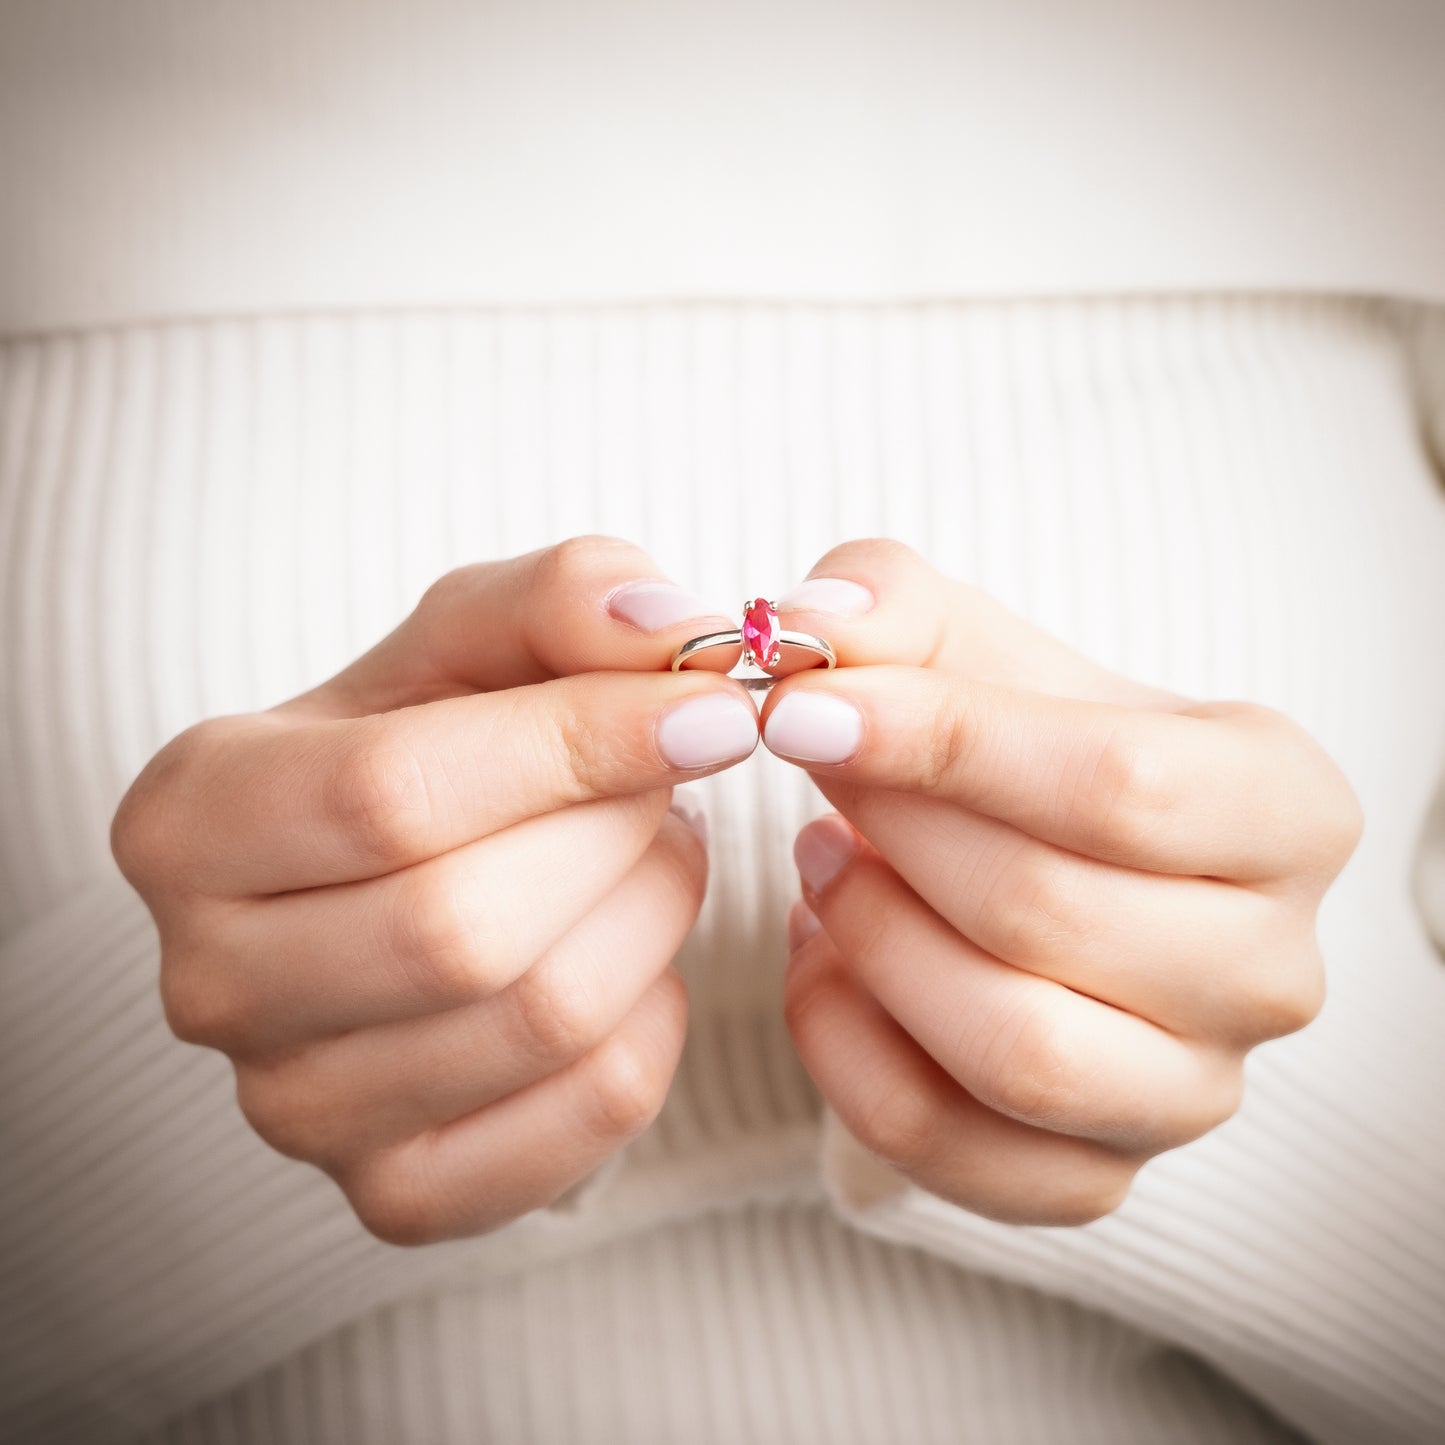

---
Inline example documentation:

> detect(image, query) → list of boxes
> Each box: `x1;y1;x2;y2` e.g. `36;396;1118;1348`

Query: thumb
776;537;1186;707
278;534;740;719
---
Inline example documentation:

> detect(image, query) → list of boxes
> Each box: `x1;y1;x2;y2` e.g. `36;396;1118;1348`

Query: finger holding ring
670;598;836;692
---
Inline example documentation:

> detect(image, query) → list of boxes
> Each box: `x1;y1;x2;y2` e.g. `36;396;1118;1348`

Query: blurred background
4;0;1445;331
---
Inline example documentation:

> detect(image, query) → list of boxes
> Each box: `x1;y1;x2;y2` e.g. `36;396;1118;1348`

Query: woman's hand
764;540;1364;1226
111;536;757;1245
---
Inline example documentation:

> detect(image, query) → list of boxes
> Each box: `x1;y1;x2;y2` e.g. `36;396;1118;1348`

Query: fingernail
788;898;823;950
657;691;759;770
776;577;875;616
794;816;859;894
668;787;710;846
609;580;727;633
764;691;863;764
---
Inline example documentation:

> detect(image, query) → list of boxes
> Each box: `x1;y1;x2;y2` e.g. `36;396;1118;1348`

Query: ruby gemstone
742;597;781;668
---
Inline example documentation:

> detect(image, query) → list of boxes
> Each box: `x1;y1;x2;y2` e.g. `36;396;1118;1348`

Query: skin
768;538;1363;1226
111;533;1363;1244
111;536;753;1246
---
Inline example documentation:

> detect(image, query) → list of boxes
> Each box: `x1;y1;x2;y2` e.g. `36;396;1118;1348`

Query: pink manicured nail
776;577;875;615
794;816;859;894
657;692;759;770
764;691;863;764
609;580;727;633
788;899;823;950
667;787;710;846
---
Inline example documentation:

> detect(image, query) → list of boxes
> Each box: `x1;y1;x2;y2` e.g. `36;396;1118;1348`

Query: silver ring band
670;605;836;692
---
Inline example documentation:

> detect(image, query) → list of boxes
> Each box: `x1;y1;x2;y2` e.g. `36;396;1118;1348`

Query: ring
670;597;836;692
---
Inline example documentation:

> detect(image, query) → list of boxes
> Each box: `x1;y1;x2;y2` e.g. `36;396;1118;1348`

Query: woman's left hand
762;540;1363;1225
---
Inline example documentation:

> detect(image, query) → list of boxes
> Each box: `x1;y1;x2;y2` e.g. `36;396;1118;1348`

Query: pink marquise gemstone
742;597;781;668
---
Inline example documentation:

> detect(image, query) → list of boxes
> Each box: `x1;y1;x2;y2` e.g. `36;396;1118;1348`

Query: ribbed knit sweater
6;8;1445;1441
3;293;1445;1445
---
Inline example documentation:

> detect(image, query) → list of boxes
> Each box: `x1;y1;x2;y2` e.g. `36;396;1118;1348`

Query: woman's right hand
109;537;757;1245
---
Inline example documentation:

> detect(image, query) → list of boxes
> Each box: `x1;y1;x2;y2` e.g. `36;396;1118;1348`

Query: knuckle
650;965;691;1037
919;691;974;794
539;533;645;593
1080;727;1177;858
344;1151;447;1248
324;737;433;869
782;955;838;1044
1311;769;1365;875
110;720;226;887
1338;780;1366;856
652;965;691;1038
970;1161;1137;1228
986;850;1083;968
390;866;494;1008
851;1079;943;1175
972;998;1091;1129
551;698;609;800
158;951;243;1049
1246;946;1328;1041
585;1028;672;1143
1247;706;1365;877
416;563;483;620
1137;1052;1245;1151
512;961;611;1068
1200;1064;1247;1134
1033;1170;1136;1227
233;1062;320;1162
811;536;924;579
110;781;167;888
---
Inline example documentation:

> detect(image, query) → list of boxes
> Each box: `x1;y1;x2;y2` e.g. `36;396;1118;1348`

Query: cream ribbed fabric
3;295;1445;1444
131;1202;1306;1445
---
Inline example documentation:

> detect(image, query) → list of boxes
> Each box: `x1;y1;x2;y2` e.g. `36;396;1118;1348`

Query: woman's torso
6;9;1445;1434
6;292;1435;1441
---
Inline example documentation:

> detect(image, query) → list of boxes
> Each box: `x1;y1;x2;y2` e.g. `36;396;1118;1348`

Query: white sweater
3;295;1445;1445
4;6;1445;1444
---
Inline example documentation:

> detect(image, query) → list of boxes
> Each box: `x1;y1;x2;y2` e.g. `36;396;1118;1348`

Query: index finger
125;668;757;897
761;665;1362;883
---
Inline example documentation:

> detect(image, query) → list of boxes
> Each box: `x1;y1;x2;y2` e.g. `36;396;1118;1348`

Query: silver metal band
670;627;836;691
